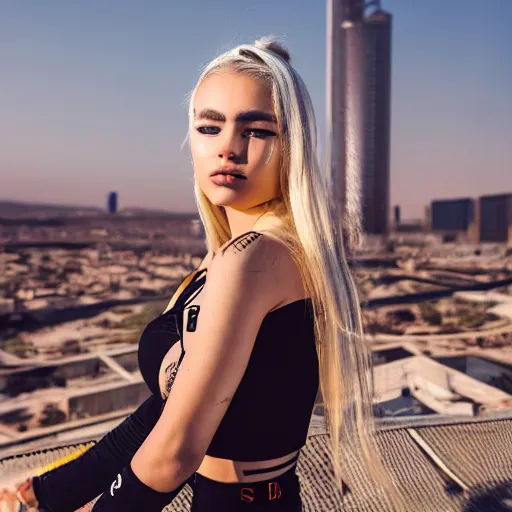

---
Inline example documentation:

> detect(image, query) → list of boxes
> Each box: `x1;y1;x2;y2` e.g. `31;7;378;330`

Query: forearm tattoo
162;361;179;400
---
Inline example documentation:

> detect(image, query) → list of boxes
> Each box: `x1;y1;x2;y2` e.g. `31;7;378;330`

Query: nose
217;128;245;163
219;150;236;162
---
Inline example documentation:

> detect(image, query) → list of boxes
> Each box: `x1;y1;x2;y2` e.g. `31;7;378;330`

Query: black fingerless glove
32;394;163;512
91;464;189;512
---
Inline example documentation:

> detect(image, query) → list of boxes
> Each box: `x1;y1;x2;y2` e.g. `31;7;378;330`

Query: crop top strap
166;268;205;312
173;269;207;338
178;268;207;308
182;271;207;308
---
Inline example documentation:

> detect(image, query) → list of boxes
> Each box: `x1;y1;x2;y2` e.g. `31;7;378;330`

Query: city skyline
1;0;511;219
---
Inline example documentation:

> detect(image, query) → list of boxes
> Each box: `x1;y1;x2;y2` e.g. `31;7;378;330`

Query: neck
224;200;283;239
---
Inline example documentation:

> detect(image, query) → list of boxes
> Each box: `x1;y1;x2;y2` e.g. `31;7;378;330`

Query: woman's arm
90;233;286;510
30;394;163;512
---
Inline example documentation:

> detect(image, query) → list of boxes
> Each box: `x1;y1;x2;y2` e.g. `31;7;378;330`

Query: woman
12;37;394;511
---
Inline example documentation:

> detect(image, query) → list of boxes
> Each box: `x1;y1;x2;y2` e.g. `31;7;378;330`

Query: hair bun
254;36;291;63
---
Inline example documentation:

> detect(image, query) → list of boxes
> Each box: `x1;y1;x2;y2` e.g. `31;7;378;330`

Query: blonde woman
13;37;394;511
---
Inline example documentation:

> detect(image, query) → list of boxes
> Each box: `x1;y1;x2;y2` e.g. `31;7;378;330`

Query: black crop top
138;269;207;397
137;268;319;461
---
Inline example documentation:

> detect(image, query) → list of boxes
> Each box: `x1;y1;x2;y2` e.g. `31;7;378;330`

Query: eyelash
195;126;277;139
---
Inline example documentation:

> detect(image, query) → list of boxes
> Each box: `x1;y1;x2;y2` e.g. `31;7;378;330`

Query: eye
244;129;277;139
196;126;220;135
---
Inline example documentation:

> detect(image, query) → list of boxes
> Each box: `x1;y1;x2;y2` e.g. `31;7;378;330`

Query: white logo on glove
110;473;122;496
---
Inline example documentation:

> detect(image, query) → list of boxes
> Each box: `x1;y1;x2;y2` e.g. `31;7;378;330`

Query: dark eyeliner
245;129;277;138
196;126;220;135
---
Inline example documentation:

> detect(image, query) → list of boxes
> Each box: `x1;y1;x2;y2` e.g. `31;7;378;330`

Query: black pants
190;464;302;511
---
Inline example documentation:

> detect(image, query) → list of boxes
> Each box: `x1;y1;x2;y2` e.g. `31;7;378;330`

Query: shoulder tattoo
221;231;262;256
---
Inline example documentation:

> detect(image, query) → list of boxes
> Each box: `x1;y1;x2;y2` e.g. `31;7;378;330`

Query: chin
205;190;242;208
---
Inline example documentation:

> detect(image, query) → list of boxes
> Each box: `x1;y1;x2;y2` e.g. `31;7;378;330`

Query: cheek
249;138;279;169
263;138;276;166
190;133;215;167
195;139;211;159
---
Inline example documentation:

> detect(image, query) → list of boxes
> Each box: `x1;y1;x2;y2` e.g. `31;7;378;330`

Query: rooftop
2;412;511;511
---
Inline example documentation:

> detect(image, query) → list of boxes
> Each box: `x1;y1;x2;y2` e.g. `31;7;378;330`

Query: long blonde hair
184;36;402;507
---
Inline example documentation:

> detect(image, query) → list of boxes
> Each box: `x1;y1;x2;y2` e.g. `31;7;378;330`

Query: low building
430;198;475;241
430;198;474;232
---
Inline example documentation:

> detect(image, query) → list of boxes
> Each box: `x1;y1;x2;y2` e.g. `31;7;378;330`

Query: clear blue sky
1;1;510;219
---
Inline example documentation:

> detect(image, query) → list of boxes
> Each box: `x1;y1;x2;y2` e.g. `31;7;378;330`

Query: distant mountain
118;207;188;217
0;200;103;218
0;200;197;220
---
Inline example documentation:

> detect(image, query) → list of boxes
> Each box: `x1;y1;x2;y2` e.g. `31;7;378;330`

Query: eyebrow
194;108;277;123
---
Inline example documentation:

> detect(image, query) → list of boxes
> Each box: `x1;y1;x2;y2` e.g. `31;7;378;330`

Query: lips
210;170;247;180
209;169;247;187
210;173;244;186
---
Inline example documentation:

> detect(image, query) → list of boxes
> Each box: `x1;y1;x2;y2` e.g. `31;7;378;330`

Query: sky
1;1;511;219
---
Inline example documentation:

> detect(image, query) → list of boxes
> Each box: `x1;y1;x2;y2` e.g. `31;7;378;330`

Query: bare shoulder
205;231;290;309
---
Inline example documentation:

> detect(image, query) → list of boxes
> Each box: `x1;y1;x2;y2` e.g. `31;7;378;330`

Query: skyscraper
108;192;118;214
393;205;401;229
360;7;392;235
327;0;392;238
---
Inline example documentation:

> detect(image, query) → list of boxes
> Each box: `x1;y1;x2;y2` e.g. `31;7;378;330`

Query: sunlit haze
1;0;510;218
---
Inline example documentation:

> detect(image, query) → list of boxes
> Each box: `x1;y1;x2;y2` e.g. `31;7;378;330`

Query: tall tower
326;0;392;239
108;191;118;214
361;6;392;235
393;204;401;229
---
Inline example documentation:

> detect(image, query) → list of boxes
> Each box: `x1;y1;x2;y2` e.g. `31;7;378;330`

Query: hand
16;477;40;510
1;479;97;512
0;487;21;511
75;501;97;512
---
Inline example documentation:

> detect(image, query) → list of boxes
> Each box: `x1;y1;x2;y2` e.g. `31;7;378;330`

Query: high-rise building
327;1;392;238
360;7;392;235
476;193;512;243
393;205;401;229
108;192;118;214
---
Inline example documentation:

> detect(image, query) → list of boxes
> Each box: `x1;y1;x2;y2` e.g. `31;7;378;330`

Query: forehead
194;70;274;116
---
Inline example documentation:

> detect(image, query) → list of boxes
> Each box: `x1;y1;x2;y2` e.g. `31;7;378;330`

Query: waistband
192;463;300;506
